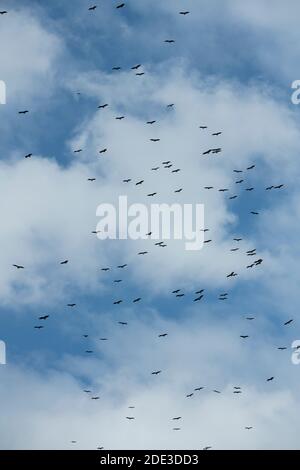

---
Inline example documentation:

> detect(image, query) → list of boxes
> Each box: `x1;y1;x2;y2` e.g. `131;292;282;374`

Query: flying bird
116;3;125;8
13;264;24;269
18;110;29;114
39;315;49;320
227;272;238;278
88;5;97;10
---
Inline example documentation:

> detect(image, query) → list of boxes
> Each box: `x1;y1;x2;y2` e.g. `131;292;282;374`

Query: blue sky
0;0;300;450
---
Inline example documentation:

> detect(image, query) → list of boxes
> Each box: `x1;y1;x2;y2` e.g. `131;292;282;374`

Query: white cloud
0;313;299;449
0;9;63;105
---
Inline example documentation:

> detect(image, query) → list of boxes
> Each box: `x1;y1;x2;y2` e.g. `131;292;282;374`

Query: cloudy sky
0;0;300;450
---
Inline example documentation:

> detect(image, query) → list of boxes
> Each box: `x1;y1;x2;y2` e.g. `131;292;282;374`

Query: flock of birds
3;3;293;451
